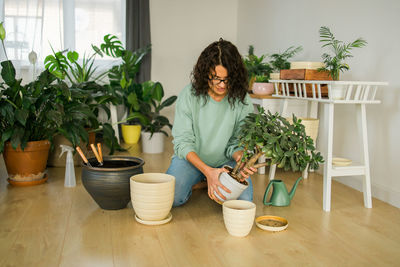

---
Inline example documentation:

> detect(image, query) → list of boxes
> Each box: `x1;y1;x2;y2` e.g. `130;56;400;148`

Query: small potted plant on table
243;45;274;95
318;26;367;99
216;107;324;202
269;45;303;80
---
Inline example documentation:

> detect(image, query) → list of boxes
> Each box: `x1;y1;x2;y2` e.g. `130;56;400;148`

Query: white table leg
359;104;372;208
269;164;276;180
323;103;334;212
257;155;266;175
302;163;309;179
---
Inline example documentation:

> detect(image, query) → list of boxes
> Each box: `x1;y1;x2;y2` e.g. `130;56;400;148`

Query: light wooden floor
1;139;400;267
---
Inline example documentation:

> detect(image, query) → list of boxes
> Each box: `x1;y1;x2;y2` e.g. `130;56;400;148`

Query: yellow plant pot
121;124;141;144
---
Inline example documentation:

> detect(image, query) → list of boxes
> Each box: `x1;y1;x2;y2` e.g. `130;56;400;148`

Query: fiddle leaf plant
228;107;324;182
319;26;367;80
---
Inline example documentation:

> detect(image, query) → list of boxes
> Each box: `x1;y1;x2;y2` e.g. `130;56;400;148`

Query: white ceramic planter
330;84;346;100
215;172;248;203
141;132;164;154
252;82;274;95
130;173;175;221
223;200;256;237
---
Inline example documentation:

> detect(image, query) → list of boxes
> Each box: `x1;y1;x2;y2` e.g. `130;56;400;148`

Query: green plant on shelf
269;45;303;72
319;26;367;81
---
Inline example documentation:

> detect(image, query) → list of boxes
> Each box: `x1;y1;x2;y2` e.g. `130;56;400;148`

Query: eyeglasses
210;76;229;85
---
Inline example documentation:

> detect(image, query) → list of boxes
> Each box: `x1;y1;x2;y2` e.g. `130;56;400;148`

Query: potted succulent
216;107;324;201
138;81;177;154
269;45;303;79
0;23;64;185
94;34;150;144
318;26;367;99
243;45;274;95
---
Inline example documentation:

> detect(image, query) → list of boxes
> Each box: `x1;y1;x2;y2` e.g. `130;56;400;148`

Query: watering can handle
263;180;275;205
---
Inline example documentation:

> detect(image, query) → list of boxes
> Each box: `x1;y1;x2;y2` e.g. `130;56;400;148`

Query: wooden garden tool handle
76;146;89;164
90;144;102;164
97;143;103;162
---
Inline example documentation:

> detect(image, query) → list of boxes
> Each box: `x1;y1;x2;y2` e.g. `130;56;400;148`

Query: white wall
149;0;238;127
237;0;400;208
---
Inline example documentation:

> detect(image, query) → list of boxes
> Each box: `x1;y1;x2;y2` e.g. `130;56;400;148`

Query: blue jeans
166;156;253;207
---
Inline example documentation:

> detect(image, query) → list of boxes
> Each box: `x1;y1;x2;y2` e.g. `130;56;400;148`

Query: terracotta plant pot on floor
3;140;51;186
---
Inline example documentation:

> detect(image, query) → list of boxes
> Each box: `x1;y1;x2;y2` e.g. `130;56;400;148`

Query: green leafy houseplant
269;46;303;72
0;22;63;152
137;81;177;136
319;26;367;81
95;34;151;126
243;45;273;84
44;43;122;154
227;107;324;182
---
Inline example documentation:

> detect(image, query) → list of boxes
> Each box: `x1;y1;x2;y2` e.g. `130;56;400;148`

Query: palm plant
319;26;367;80
269;46;303;72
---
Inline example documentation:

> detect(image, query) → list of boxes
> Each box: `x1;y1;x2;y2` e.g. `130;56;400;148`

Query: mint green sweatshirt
172;84;254;167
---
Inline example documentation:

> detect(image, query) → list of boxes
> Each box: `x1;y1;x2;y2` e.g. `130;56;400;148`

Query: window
1;0;125;63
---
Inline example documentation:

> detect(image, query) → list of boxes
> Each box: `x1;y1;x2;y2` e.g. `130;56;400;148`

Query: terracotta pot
3;140;51;185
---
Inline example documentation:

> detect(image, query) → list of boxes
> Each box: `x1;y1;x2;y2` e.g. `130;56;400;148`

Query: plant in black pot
216;107;324;202
0;23;64;185
243;45;274;95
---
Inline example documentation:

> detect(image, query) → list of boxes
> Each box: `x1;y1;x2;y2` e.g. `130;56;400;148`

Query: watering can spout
289;177;302;200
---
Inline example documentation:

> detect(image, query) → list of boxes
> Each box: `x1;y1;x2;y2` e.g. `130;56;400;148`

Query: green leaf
67;51;79;63
152;82;164;102
15;109;29;126
1;60;16;86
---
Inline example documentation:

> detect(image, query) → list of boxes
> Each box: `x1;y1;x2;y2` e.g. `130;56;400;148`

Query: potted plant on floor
94;34;150;144
137;81;177;154
269;45;303;79
318;26;367;99
44;45;123;159
216;107;324;202
0;23;63;185
243;45;274;95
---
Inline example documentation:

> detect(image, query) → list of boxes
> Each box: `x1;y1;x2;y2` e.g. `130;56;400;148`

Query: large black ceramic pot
81;156;145;210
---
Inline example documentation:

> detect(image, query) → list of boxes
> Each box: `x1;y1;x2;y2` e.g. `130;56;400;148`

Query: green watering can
263;177;302;206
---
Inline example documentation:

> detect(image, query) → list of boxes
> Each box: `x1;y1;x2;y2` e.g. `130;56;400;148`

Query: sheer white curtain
0;0;124;74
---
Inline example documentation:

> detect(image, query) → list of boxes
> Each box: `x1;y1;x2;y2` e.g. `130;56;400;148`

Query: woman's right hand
204;167;231;202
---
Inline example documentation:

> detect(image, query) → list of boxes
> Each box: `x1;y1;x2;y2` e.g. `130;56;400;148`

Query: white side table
269;80;388;211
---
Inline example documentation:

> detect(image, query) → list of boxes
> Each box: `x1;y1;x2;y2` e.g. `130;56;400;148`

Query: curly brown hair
191;38;248;107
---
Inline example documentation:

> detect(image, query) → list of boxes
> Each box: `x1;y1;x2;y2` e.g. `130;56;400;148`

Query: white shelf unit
269;80;389;211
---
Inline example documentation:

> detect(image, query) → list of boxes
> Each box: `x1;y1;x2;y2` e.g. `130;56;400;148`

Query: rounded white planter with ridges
130;173;175;221
141;132;164;154
223;200;256;237
215;172;248;203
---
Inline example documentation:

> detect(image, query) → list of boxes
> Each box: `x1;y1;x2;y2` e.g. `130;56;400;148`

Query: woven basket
287;117;319;144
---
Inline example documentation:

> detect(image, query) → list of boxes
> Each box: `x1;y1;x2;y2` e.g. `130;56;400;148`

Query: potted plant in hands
0;23;64;185
137;81;177;154
269;45;303;79
318;26;367;99
216;107;324;202
243;45;274;95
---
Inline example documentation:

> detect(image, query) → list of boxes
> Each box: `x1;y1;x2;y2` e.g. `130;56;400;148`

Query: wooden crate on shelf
280;69;332;97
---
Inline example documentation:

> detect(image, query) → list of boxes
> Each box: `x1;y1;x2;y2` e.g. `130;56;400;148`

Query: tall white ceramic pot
223;200;256;237
215;172;249;203
130;173;175;221
141;132;164;154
